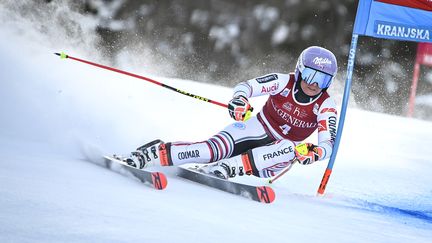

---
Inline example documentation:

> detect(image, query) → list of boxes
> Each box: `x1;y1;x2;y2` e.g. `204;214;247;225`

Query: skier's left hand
294;143;324;165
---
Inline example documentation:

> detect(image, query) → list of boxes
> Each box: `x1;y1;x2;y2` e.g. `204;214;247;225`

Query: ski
177;165;275;204
103;156;168;190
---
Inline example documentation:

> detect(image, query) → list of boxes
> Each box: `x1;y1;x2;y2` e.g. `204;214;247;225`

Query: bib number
279;124;291;135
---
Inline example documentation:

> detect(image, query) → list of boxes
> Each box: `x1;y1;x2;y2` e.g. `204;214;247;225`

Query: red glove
228;95;253;121
294;143;324;165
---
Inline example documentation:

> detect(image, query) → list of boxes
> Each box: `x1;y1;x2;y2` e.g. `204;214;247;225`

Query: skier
121;46;338;179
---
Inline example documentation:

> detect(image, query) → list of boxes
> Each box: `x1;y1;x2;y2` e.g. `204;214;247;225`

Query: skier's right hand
228;95;253;121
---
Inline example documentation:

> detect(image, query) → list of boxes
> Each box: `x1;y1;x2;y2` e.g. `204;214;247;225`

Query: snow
417;94;432;106
253;5;279;31
1;21;432;243
209;24;240;52
272;24;290;45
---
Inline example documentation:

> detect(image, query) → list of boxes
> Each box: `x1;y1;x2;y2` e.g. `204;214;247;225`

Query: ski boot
208;153;253;179
122;139;171;169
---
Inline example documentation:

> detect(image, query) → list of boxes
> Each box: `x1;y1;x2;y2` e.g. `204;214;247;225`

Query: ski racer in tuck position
121;46;339;179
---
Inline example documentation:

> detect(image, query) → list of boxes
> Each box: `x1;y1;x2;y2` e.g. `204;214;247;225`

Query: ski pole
268;159;297;184
54;52;228;109
268;143;310;184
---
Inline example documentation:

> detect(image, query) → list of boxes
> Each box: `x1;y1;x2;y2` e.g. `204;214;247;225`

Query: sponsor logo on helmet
256;74;278;83
263;146;294;160
313;57;332;68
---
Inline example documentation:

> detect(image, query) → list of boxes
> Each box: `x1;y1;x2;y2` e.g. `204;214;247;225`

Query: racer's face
300;79;323;96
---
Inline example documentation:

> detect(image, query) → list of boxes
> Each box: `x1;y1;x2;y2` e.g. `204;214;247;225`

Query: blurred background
3;0;432;120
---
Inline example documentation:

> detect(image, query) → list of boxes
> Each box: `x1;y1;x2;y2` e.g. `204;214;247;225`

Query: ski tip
151;172;168;190
54;52;68;59
256;186;276;204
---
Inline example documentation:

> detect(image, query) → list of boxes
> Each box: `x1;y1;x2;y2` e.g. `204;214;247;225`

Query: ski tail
151;172;168;190
256;186;276;203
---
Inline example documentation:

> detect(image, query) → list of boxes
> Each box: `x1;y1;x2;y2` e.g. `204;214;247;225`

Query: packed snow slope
1;34;432;243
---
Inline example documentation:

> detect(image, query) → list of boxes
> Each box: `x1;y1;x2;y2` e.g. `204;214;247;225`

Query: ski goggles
300;67;333;89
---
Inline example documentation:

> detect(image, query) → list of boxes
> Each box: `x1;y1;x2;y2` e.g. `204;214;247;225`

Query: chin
306;90;320;96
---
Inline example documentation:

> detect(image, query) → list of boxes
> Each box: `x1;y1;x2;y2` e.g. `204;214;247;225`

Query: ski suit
166;73;338;177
